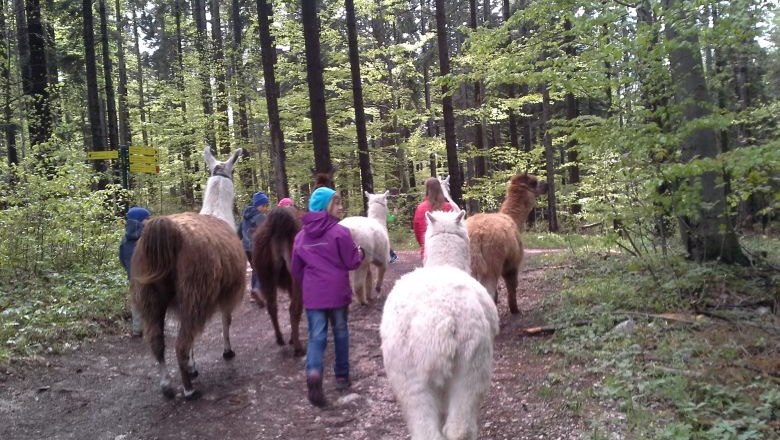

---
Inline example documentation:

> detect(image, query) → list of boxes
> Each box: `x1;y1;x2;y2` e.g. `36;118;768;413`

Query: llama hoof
161;386;176;399
275;337;285;346
188;369;199;379
184;389;202;401
223;350;236;359
293;347;305;357
509;306;520;315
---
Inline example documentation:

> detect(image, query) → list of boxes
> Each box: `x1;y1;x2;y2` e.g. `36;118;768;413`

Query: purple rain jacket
291;211;363;309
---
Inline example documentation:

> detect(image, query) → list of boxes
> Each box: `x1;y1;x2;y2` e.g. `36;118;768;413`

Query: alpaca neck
424;234;470;273
200;176;236;228
367;203;387;229
499;194;535;234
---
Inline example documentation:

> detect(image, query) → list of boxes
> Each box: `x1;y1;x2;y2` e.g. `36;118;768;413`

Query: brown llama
466;172;548;314
250;206;305;356
132;148;245;400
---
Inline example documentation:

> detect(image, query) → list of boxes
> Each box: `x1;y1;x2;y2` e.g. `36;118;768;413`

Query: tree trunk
26;0;51;150
434;0;462;206
114;0;131;148
14;0;30;97
0;1;18;168
301;0;331;174
470;0;486;180
192;0;215;149
231;0;252;190
541;85;558;232
83;0;106;182
43;0;57;88
130;2;148;147
563;18;580;215
210;0;230;153
99;0;118;152
345;0;373;205
663;0;747;264
174;0;194;204
256;0;289;197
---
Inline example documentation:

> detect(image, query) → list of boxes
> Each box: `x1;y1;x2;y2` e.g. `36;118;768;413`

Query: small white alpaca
381;210;499;440
200;146;243;229
339;191;391;304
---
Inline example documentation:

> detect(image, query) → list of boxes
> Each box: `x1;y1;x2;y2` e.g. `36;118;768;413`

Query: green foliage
0;148;129;364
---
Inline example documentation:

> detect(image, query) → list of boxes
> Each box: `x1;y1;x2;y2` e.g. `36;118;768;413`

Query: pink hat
278;197;294;208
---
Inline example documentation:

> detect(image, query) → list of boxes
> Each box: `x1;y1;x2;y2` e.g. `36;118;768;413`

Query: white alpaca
438;175;460;211
339;192;391;304
200;146;243;229
380;210;499;440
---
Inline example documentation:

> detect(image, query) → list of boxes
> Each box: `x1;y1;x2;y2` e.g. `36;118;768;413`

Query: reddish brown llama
466;173;548;314
132;147;245;400
251;207;305;356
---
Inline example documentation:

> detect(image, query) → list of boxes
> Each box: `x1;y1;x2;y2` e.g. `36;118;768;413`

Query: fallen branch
518;321;594;337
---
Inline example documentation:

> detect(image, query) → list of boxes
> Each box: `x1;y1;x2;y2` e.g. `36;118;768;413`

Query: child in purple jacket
291;187;364;407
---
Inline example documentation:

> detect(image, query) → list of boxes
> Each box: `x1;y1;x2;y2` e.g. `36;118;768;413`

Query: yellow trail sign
129;155;159;164
129;146;157;155
87;150;118;160
130;163;160;174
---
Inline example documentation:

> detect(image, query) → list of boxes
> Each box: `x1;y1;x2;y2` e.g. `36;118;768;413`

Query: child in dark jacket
119;206;150;337
239;191;270;306
291;187;364;407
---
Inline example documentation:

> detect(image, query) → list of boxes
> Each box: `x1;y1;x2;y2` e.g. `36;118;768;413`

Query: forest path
0;249;585;440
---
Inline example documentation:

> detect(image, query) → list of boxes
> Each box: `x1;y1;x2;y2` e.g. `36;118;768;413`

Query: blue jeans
305;307;349;378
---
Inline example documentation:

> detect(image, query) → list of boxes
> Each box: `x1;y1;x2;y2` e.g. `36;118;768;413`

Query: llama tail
132;216;183;285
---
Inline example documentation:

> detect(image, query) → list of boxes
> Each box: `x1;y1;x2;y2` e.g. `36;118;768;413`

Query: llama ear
425;211;436;225
444;175;450;184
364;190;370;198
383;190;389;197
203;145;217;172
456;210;466;223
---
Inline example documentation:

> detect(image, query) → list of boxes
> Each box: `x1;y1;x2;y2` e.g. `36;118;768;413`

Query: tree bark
26;0;51;149
541;85;559;232
663;0;747;264
470;0;486;180
345;0;373;205
434;0;462;206
0;1;18;168
99;0;118;152
14;0;30;97
192;0;215;149
256;0;289;197
83;0;107;184
210;0;230;153
231;0;252;190
301;0;331;174
130;2;148;147
174;0;194;204
114;0;131;148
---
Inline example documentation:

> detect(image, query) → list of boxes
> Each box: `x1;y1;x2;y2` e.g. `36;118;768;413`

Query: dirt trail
0;250;584;440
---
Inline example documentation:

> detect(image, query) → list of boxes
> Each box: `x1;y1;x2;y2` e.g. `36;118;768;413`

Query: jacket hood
302;211;339;239
124;219;145;241
242;204;261;222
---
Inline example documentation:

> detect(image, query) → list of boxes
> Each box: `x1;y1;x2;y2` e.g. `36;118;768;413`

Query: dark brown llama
251;207;304;356
466;173;548;314
132;147;245;400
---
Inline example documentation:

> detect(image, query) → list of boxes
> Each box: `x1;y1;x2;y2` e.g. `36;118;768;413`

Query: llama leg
365;268;374;302
175;328;201;400
396;388;447;440
145;304;175;398
289;288;305;356
479;276;499;305
265;289;285;346
187;347;198;378
502;268;520;314
221;309;236;359
442;370;486;440
374;264;386;295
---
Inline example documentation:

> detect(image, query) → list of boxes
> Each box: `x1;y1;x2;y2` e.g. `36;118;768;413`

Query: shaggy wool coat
292;211;363;309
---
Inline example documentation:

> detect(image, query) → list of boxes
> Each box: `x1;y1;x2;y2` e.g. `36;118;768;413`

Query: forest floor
0;249;597;440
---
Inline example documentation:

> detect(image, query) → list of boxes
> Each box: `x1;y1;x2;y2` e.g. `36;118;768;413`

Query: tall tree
99;0;118;151
174;0;194;204
130;1;148;146
114;0;131;148
434;0;462;205
83;0;106;181
26;0;51;148
502;0;519;150
301;0;331;174
541;85;559;232
345;0;372;203
210;0;230;153
256;0;289;197
470;0;485;179
14;0;30;97
0;0;17;168
563;18;580;214
192;0;215;149
231;0;252;189
663;0;747;264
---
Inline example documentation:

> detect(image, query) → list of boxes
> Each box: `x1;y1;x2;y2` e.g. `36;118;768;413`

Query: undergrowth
536;235;779;439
